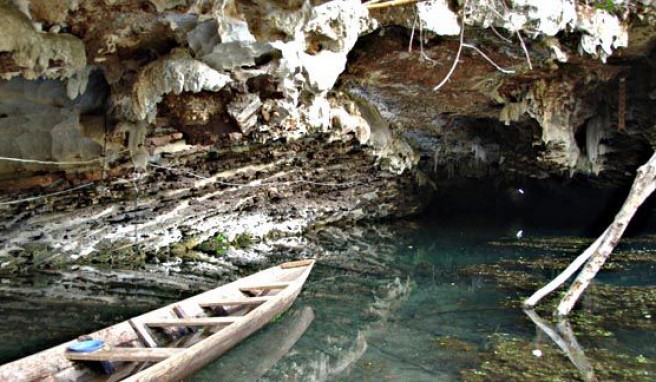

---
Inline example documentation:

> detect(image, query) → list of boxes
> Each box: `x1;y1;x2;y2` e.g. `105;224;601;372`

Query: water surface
1;217;655;381
193;219;656;381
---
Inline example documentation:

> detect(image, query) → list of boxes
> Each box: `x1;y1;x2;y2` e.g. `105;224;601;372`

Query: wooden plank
65;347;180;362
239;282;290;291
130;319;158;348
144;317;241;327
281;259;314;269
0;260;315;382
199;296;272;308
0;322;140;382
121;260;315;382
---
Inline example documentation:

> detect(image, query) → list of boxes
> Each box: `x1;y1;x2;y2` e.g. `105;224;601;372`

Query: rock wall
0;0;654;271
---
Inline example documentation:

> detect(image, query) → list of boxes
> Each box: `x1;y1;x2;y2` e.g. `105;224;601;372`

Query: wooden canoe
0;259;315;382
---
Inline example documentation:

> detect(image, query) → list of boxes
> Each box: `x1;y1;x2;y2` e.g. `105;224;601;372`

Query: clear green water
1;217;655;381
191;219;656;381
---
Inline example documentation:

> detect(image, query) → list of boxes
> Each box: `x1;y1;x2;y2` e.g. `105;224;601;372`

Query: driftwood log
524;152;656;315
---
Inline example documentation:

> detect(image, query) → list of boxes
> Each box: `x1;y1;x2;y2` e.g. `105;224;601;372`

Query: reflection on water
195;219;656;381
524;309;597;382
1;218;655;381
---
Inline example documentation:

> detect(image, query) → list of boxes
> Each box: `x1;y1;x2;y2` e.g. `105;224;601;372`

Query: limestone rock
0;3;86;80
129;50;232;122
227;93;262;135
416;0;460;36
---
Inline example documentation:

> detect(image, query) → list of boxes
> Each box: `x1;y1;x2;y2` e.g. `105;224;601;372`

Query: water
192;219;656;381
1;217;655;381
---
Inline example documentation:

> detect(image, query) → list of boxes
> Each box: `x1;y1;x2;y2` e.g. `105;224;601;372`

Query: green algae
575;283;656;331
194;231;254;258
488;236;594;253
77;241;146;269
231;232;253;249
195;232;229;257
461;334;656;382
459;263;548;292
460;235;656;336
434;335;477;353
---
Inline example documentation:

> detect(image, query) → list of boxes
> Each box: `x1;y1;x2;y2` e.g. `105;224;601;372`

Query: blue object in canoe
67;339;105;353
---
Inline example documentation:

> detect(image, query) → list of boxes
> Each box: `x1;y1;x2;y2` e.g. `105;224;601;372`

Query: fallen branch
524;310;598;382
523;227;608;308
524;152;656;315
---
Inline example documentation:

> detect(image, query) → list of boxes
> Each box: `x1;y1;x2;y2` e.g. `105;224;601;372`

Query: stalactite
471;137;487;163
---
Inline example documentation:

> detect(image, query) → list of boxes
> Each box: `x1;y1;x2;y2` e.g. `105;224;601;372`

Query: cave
0;0;655;380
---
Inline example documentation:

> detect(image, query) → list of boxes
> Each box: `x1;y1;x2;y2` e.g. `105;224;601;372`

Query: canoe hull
0;260;314;382
126;264;312;381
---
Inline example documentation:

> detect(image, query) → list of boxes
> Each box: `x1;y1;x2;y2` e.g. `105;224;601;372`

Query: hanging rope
149;163;362;188
0;182;94;207
0;156;104;166
0;149;129;166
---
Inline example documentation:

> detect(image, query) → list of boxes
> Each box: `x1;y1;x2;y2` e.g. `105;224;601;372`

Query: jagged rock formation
0;0;654;270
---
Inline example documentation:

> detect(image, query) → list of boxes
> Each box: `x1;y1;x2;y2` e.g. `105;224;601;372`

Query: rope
0;182;94;206
0;149;130;166
0;159;360;208
0;156;104;166
149;163;361;188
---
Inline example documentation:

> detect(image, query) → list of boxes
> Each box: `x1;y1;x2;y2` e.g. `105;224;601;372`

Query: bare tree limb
556;152;656;315
523;227;608;308
524;152;656;315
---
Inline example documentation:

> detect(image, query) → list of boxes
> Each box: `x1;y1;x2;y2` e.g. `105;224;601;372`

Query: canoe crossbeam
65;347;180;362
130;319;158;348
199;295;272;308
239;281;291;291
144;317;241;327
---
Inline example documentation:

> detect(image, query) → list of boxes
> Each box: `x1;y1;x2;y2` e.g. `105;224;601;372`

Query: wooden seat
199;296;272;308
239;282;290;291
144;317;241;327
129;319;158;348
281;259;314;269
65;347;180;362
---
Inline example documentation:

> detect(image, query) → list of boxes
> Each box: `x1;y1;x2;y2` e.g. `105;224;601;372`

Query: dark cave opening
422;176;656;237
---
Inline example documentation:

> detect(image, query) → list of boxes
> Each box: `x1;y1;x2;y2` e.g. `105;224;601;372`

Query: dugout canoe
0;259;315;382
